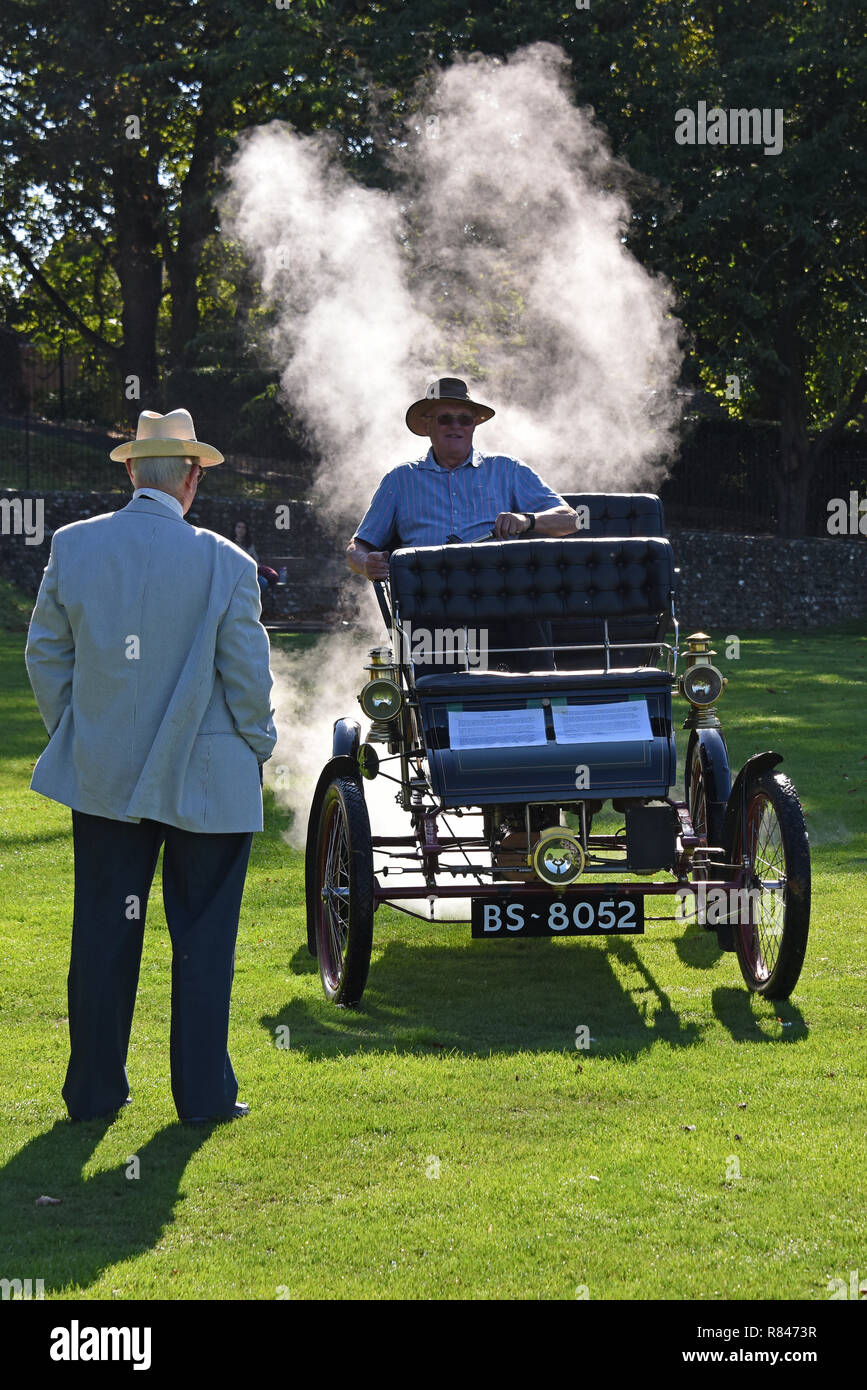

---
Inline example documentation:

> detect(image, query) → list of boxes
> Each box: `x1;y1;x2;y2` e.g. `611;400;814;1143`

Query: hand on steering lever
365;549;391;581
493;511;532;539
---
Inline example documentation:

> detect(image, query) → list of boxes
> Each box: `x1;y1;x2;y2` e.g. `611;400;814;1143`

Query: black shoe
182;1102;250;1126
68;1097;131;1123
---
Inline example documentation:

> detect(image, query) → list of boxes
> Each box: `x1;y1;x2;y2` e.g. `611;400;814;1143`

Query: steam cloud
225;42;682;524
222;43;684;860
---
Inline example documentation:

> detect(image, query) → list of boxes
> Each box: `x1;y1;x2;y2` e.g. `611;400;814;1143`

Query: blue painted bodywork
416;675;677;806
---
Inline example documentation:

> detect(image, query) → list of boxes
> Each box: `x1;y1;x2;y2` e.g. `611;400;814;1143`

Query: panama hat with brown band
405;378;495;436
109;408;224;464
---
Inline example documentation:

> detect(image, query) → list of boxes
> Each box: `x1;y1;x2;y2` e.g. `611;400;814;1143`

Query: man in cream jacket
25;409;277;1124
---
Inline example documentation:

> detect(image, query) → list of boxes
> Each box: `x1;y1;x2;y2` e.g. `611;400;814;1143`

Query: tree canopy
1;0;864;532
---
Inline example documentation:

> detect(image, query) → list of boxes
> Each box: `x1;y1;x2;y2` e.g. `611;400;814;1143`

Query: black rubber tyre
313;776;374;1006
731;770;810;999
685;730;727;858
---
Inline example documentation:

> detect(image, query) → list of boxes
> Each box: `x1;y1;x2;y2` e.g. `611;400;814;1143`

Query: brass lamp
679;632;727;729
531;827;586;885
359;647;403;743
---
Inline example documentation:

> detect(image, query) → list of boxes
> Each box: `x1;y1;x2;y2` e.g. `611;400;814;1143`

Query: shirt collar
132;487;184;519
419;447;481;471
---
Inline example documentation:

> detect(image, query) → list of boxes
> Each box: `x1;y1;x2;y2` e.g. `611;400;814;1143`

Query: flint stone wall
668;528;867;631
1;490;865;631
0;490;348;625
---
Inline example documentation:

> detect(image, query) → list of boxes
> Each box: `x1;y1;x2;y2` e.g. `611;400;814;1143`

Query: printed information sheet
552;701;653;744
448;708;548;749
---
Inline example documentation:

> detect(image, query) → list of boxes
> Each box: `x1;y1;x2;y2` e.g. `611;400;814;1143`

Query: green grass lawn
0;620;864;1301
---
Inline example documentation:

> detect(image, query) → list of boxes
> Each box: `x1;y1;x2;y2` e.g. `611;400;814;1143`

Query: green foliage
612;2;865;429
38;375;119;426
0;0;368;398
1;0;864;528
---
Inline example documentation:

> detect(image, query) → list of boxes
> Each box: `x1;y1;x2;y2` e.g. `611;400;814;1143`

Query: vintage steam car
305;493;810;1007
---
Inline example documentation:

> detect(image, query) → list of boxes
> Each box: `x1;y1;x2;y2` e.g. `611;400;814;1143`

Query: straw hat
405;378;495;436
109;409;224;464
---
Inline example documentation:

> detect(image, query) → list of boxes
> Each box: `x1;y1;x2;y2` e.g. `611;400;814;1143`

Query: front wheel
314;776;374;1005
685;730;729;862
731;769;810;999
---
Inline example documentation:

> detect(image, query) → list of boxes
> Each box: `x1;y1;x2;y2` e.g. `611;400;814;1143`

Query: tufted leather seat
553;494;670;668
389;525;677;804
561;492;666;537
390;535;674;627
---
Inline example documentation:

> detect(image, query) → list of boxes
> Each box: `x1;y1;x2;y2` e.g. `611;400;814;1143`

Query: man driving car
347;377;575;576
346;378;576;670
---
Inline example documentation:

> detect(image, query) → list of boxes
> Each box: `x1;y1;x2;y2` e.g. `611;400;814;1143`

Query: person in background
232;519;273;598
232;518;258;560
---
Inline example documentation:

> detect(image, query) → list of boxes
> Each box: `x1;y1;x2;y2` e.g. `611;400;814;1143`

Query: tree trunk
166;113;219;368
775;390;814;537
771;318;813;537
112;145;164;418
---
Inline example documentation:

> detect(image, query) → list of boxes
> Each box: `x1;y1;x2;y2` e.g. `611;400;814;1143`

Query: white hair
130;455;196;489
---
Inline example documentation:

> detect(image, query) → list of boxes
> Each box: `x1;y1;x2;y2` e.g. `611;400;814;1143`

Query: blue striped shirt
354;448;567;549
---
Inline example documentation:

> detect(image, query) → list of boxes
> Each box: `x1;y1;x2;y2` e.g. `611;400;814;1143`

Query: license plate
471;894;644;938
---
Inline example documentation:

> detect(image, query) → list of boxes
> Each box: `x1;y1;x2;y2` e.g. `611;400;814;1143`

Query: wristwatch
523;512;536;533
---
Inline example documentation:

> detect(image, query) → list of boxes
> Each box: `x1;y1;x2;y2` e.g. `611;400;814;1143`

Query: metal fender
715;750;784;953
691;728;732;834
722;750;784;864
332;718;361;760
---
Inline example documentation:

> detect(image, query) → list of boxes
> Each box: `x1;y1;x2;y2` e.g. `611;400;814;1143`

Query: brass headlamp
679;632;727;728
359;647;403;742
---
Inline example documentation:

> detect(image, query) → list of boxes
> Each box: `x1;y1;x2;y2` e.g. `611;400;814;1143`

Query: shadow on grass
711;987;808;1041
674;922;725;971
1;826;75;848
0;1119;211;1295
268;934;705;1060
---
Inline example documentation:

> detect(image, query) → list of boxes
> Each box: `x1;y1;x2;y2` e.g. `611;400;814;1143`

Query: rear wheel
314;777;374;1005
731;770;810;999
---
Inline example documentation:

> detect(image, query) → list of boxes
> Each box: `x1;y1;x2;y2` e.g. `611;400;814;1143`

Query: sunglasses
435;412;475;427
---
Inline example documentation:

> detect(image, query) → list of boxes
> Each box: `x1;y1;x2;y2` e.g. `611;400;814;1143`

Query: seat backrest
545;495;668;668
389;535;675;632
561;492;666;537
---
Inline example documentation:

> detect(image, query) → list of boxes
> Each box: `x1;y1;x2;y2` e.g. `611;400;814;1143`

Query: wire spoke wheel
688;746;709;839
314;777;374;1005
732;770;810;999
686;739;708;834
685;731;728;883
